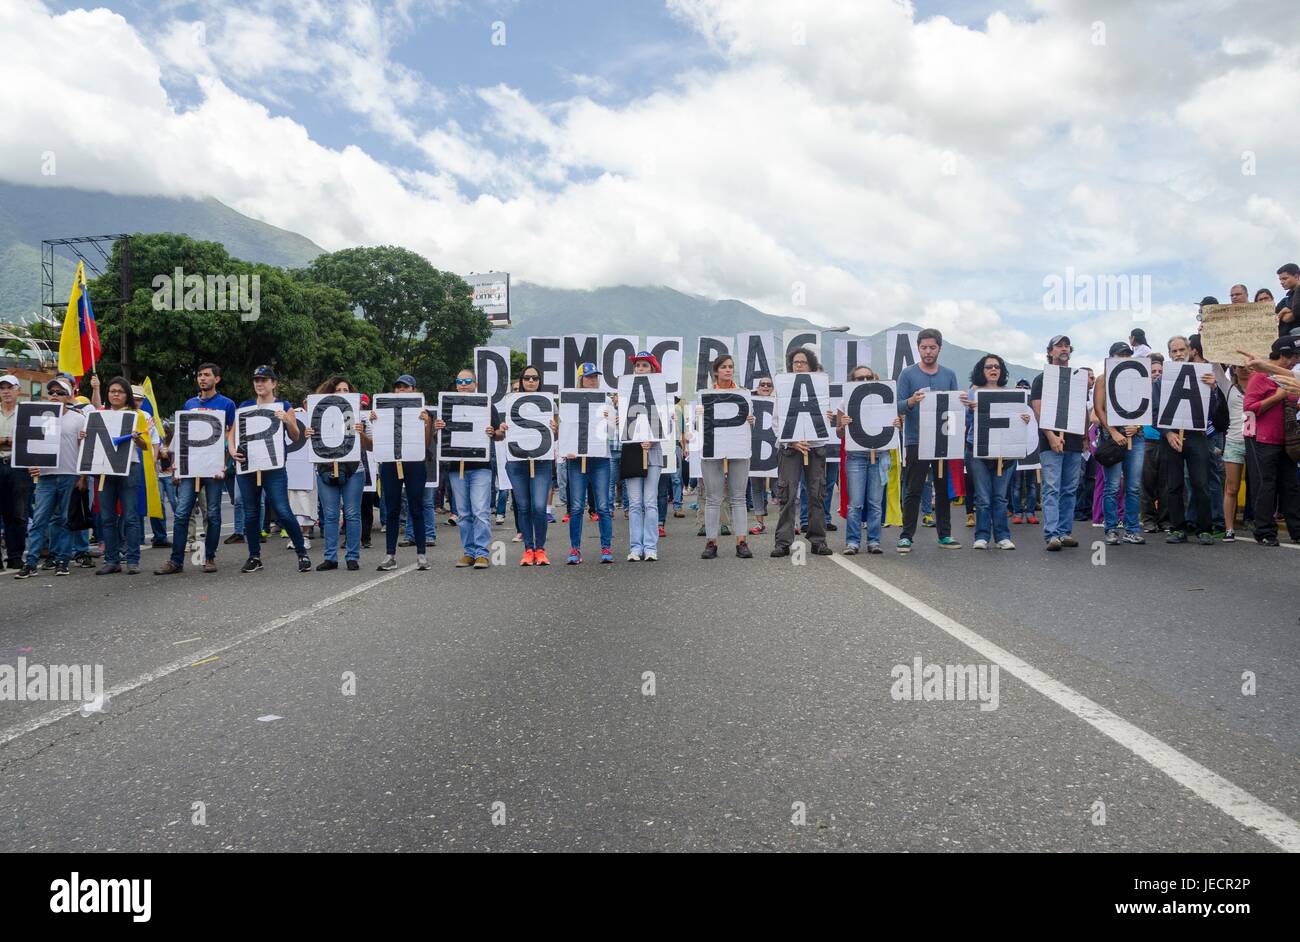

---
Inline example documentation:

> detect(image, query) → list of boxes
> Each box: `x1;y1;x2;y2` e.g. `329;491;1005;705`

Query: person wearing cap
14;378;87;579
621;351;665;561
502;363;558;566
1092;343;1147;546
1243;335;1300;545
1188;334;1229;535
698;353;755;559
561;362;614;564
85;376;155;575
231;365;312;573
747;375;775;535
0;373;29;571
1031;335;1084;551
373;373;435;571
893;329;962;554
155;362;236;575
1159;336;1219;544
443;367;502;569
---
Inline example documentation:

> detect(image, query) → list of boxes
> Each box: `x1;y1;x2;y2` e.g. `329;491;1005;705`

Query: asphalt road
1;505;1296;852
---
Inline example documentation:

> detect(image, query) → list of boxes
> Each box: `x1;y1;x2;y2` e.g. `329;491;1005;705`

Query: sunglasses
454;378;474;386
521;374;541;382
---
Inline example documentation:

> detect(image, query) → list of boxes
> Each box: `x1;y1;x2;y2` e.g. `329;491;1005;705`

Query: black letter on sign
79;410;137;474
740;335;772;390
178;412;223;477
1107;359;1149;421
623;376;664;441
696;337;729;391
780;374;829;441
310;395;355;461
750;398;778;474
508;393;553;459
976;391;1016;457
476;348;510;404
529;337;562;394
602;337;637;386
845;382;895;450
564;390;606;455
14;401;61;468
891;336;916;380
932;392;954;458
1158;364;1206;429
785;332;818;364
702;391;749;459
651;337;681;397
375;395;422;457
236;408;279;471
1052;368;1072;431
439;393;489;461
563;335;598;389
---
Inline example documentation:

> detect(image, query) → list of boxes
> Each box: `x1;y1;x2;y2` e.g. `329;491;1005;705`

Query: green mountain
0;182;324;320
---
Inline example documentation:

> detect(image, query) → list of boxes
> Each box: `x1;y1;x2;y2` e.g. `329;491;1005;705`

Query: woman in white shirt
1221;365;1249;542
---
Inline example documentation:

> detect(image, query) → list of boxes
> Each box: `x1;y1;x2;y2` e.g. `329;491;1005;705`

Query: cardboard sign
79;409;137;476
527;336;564;393
361;447;377;493
695;335;733;391
1037;365;1089;435
423;406;441;488
1104;357;1153;426
887;330;920;380
305;393;362;463
1199;301;1276;366
601;334;639;392
562;334;599;389
917;392;965;461
782;330;820;372
735;331;776;390
370;394;427;464
774;372;830;442
834;338;871;384
557;389;611;459
502;392;555;461
823;382;844;451
1018;412;1041;471
174;409;226;478
234;405;285;474
843;380;899;453
974;389;1031;459
617;374;670;443
647;336;683;397
285;410;316;490
749;396;779;477
685;401;703;479
438;392;491;461
700;389;752;460
12;401;62;469
1156;361;1213;431
474;346;512;405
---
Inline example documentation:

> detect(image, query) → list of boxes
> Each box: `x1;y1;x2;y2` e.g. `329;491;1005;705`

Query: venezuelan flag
58;260;102;380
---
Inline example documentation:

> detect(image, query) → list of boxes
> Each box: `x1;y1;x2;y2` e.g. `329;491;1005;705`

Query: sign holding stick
974;389;1031;459
842;380;899;454
1037;364;1088;436
700;389;752;460
1156;362;1213;430
503;392;556;467
439;392;491;463
1104;357;1153;427
174;409;225;478
78;410;137;476
12;401;62;469
370;394;426;464
918;392;964;462
306;393;361;464
557;389;611;460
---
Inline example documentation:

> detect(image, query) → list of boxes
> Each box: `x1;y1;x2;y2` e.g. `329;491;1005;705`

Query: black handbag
65;484;94;531
1093;432;1128;467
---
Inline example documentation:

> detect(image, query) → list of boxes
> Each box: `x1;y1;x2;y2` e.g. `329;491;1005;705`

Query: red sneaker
534;549;550;566
520;549;535;566
562;514;570;523
1011;514;1023;524
658;525;666;537
1027;514;1040;524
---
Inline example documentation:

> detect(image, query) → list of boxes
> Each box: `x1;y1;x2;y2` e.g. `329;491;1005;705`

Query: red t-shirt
1242;372;1295;445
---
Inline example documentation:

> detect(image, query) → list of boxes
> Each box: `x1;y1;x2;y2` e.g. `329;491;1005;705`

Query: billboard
467;271;510;328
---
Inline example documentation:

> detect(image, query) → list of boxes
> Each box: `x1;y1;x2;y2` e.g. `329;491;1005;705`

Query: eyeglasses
522;374;540;382
454;378;474;386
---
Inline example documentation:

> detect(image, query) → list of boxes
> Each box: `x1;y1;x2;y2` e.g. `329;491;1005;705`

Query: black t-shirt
1030;372;1084;453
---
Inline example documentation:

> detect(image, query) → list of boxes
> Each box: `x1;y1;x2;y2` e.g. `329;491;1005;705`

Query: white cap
0;374;19;386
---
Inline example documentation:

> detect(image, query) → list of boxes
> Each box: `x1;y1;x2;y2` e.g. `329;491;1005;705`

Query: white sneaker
973;539;988;550
997;539;1016;550
512;533;523;543
417;554;429;570
644;550;658;561
494;514;505;525
627;550;642;562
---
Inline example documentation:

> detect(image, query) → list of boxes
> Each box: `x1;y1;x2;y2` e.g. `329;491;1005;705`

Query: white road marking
827;554;1300;853
0;564;417;749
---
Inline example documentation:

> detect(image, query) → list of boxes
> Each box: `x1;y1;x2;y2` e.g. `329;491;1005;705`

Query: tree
298;246;491;393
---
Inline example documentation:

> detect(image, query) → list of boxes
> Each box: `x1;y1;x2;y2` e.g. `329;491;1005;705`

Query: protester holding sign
1243;335;1300;545
895;329;962;553
747;376;775;534
1158;337;1218;544
619;352;666;561
86;376;151;575
770;347;835;557
560;363;614;564
1031;336;1084;552
0;374;28;570
232;365;311;573
372;375;434;571
1090;343;1148;545
440;369;502;569
13;378;85;579
699;355;754;559
503;365;559;566
1221;365;1249;542
840;366;900;555
962;355;1026;550
302;377;371;571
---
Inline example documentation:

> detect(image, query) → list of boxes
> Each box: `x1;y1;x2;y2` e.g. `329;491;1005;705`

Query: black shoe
241;557;263;573
73;553;94;568
1257;535;1280;547
316;560;338;571
770;545;790;557
825;522;838;532
39;558;55;571
297;555;311;572
1196;532;1215;546
151;540;172;548
399;538;415;547
13;565;37;579
361;541;372;549
736;541;752;559
54;561;70;576
701;541;718;560
812;542;833;556
346;560;359;571
1165;531;1187;544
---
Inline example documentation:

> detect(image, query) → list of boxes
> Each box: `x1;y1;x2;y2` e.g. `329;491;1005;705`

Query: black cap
1271;336;1299;357
1047;334;1071;352
1198;296;1219;307
252;365;277;380
1108;342;1134;357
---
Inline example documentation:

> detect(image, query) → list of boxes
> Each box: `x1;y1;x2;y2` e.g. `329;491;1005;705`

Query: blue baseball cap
578;362;601;378
252;364;277;380
394;373;417;388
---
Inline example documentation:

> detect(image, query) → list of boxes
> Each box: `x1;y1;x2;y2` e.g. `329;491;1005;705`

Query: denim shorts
1223;438;1245;464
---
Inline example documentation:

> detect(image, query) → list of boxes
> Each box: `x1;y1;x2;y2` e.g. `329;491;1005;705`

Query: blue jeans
1010;471;1038;516
566;457;612;548
505;459;553;550
171;477;225;567
447;466;492;558
844;450;890;547
556;457;567;508
100;463;144;565
1039;450;1082;541
25;473;76;566
626;465;661;554
800;460;837;529
380;461;427;555
404;483;436;543
319;467;364;561
608;450;624;508
1102;435;1145;534
151;474;176;542
237;468;306;558
967;455;1013;543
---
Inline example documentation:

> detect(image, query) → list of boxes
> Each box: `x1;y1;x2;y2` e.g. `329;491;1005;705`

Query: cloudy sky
1;0;1294;366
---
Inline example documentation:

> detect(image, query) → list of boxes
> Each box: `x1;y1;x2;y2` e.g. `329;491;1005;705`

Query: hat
74;396;91;406
359;393;371;407
46;377;72;394
394;373;417;388
578;361;601;379
629;351;662;372
1108;342;1134;357
0;374;18;386
1198;296;1219;307
1047;335;1071;351
252;365;277;380
1271;336;1299;357
1015;378;1031;389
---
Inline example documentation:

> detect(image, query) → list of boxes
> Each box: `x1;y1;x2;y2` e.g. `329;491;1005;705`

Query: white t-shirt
53;406;88;475
1226;385;1245;444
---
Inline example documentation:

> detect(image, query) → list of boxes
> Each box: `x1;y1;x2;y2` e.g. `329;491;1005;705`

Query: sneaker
154;560;183;575
843;544;859;555
494;514;505;525
589;513;598;522
1011;514;1024;524
224;533;244;544
937;537;961;548
627;550;642;562
74;553;94;568
600;548;614;563
896;538;913;554
567;547;582;565
95;563;122;575
13;564;38;579
921;514;935;528
966;513;975;528
317;560;338;571
417;555;430;570
1060;536;1078;547
825;522;838;532
376;555;398;571
1046;537;1062;551
1257;535;1280;547
749;524;767;535
1196;532;1214;545
473;556;490;568
297;555;311;572
125;564;140;575
696;526;706;537
1105;530;1120;545
658;525;666;538
721;525;731;536
736;541;752;559
673;509;685;518
644;550;658;561
1142;521;1159;533
521;549;535;566
701;541;718;560
39;558;55;570
455;555;473;568
347;560;359;571
546;512;556;523
973;538;988;550
512;533;523;543
240;557;263;573
770;545;790;557
1027;515;1040;525
1210;527;1227;539
562;514;570;523
399;538;415;547
151;540;172;549
1222;529;1235;543
55;560;70;576
996;539;1015;550
1165;531;1187;544
867;543;883;554
812;542;833;555
448;516;458;526
535;549;551;566
1121;533;1145;544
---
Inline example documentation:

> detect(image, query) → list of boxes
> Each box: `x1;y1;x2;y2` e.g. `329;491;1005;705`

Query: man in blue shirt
155;362;236;575
1030;335;1084;550
895;328;962;552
